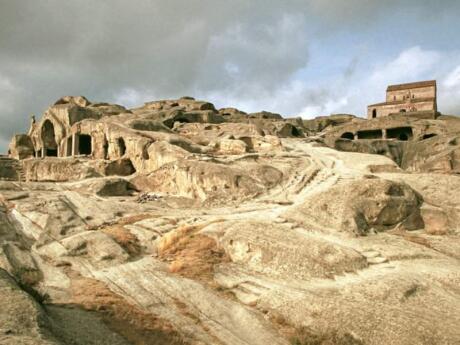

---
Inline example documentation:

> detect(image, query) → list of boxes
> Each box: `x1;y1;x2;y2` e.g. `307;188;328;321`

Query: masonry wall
367;100;435;119
386;86;436;102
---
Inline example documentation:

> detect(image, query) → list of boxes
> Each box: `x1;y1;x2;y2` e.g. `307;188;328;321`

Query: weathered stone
2;94;460;345
286;178;423;235
9;134;35;160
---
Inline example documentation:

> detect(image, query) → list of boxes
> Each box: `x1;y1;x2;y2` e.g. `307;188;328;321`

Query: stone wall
367;100;436;119
386;85;435;102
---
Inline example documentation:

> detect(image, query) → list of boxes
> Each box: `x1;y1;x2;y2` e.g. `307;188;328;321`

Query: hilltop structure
367;80;437;119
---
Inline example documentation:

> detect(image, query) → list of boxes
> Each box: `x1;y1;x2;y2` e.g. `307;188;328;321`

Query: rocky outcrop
324;114;460;174
22;158;103;182
0;268;59;345
9;134;35;160
0;157;22;181
204;220;368;280
286;178;423;235
3;95;460;345
131;160;278;203
303;114;358;133
71;177;136;197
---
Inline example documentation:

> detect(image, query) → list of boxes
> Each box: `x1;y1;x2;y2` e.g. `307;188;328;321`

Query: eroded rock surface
2;96;460;345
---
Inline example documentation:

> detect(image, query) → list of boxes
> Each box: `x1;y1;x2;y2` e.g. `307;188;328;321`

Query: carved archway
41;120;58;156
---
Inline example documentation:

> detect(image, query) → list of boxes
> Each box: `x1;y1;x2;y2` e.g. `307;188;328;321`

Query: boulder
72;177;136;197
54;95;91;107
286;178;423;235
9;134;35;160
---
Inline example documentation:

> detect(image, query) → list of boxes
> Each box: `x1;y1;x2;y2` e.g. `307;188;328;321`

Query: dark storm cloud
1;0;460;150
0;1;310;149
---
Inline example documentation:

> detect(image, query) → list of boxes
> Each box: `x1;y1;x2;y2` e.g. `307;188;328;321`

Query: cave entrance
78;134;92;155
117;137;126;157
422;133;437;140
387;127;413;141
357;129;383;140
291;126;302;137
340;132;354;140
46;149;57;157
41;120;58;157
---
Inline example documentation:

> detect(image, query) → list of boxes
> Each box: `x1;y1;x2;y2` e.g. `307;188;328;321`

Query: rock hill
1;96;460;345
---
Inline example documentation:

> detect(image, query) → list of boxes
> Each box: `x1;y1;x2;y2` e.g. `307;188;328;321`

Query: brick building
367;80;437;119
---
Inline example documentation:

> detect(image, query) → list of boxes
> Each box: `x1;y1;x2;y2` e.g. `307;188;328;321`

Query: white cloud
443;65;460;88
112;88;151;109
370;46;441;85
299;97;349;118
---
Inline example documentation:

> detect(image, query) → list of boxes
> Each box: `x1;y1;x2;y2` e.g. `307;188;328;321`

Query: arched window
372;109;377;118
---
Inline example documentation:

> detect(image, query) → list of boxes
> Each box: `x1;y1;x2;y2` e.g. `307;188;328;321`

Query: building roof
386;80;436;92
368;97;436;108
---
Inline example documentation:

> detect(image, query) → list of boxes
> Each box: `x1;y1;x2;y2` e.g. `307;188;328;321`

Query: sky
1;0;460;151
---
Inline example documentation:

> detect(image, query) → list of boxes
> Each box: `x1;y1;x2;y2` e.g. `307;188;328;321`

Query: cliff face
324;113;460;174
1;97;460;345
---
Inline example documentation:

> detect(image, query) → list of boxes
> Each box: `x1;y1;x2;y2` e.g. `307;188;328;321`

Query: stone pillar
354;133;358;140
71;133;77;156
382;129;387;140
41;147;45;158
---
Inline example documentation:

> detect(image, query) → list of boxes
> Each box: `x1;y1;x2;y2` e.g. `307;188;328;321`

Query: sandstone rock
0;157;22;181
0;242;41;285
324;114;460;174
217;139;248;154
204;220;367;280
131;160;265;202
3;94;460;345
303;114;358;133
9;134;35;160
248;111;283;120
420;205;450;235
286;178;423;235
0;269;59;345
126;119;171;132
104;158;136;176
54;95;91;107
218;107;248;122
22;158;102;182
72;177;136;197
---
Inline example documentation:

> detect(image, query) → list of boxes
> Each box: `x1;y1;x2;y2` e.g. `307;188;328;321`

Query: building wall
386;86;436;102
367;100;435;119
